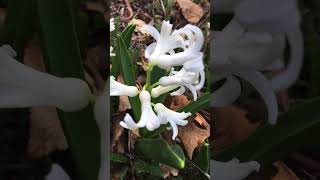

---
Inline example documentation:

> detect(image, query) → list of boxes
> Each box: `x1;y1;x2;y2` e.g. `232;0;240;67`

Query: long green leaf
36;0;100;179
136;139;186;169
117;36;141;118
216;97;320;167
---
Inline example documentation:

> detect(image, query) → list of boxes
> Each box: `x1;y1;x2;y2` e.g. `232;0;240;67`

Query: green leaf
193;143;210;172
136;138;186;169
36;0;100;179
111;153;129;164
0;0;36;57
111;25;136;76
133;161;164;178
122;24;136;48
117;36;141;118
216;97;320;167
178;93;210;114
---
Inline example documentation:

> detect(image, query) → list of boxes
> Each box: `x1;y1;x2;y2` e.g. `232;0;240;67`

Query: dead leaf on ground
170;95;191;111
24;38;67;158
28;107;68;158
129;18;146;33
112;114;126;154
160;164;179;178
212;106;261;154
178;113;210;160
272;161;300;180
177;0;205;23
117;75;132;111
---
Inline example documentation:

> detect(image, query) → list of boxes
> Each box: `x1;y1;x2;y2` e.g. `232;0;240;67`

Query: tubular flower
110;18;115;32
119;113;139;130
154;103;191;140
152;68;203;101
136;90;161;131
142;21;204;70
110;76;139;97
211;159;260;180
0;45;91;112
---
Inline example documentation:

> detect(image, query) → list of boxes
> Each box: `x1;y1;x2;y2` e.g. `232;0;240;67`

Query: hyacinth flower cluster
211;0;303;179
110;21;205;140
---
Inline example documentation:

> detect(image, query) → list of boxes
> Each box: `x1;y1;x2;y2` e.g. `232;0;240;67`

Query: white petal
120;113;138;129
145;43;157;59
46;164;71;180
235;0;301;32
151;85;179;98
194;70;205;90
232;69;278;124
211;159;260;180
263;58;285;71
0;46;91;112
184;83;198;101
270;29;303;91
137;91;160;130
182;24;204;52
170;86;186;96
110;76;139;97
141;25;160;41
211;76;241;107
167;117;179;140
94;86;110;180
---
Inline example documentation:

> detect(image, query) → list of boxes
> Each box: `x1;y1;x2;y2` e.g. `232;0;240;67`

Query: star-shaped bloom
0;45;91;112
211;159;260;180
154;103;191;140
110;76;139;97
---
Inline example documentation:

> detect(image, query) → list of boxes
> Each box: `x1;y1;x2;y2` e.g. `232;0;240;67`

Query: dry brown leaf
28;107;68;158
170;95;191;111
117;75;132;111
178;113;210;160
212;106;260;153
23;38;67;158
160;164;179;178
177;0;205;23
272;161;300;180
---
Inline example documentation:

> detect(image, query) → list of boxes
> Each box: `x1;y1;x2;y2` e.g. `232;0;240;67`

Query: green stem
145;64;154;91
149;82;160;89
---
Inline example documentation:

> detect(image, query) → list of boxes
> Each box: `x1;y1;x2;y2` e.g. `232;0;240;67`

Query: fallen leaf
170;95;191;111
212;106;260;154
272;161;300;180
23;38;67;158
28;107;68;158
160;164;179;178
117;75;132;111
177;0;205;23
129;18;147;34
178;113;210;160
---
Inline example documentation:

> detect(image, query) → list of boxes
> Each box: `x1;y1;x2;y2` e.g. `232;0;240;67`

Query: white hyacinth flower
93;83;110;180
154;103;191;140
153;68;203;101
110;18;115;32
211;159;260;180
142;21;204;69
0;45;91;112
136;90;161;131
119;113;139;130
110;76;139;97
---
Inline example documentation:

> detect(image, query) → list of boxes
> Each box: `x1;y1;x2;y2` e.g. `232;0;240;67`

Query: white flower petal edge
143;21;204;70
110;18;115;32
119;113;139;130
154;103;191;140
151;84;180;98
94;83;109;180
211;76;241;107
0;45;91;112
136;90;161;131
110;76;139;97
46;164;71;180
211;159;260;180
